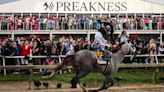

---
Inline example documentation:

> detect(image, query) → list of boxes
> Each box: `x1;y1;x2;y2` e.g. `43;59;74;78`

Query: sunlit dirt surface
0;81;163;92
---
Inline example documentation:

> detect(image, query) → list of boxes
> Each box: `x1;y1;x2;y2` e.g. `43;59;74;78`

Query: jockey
94;24;109;49
94;19;114;50
94;19;114;61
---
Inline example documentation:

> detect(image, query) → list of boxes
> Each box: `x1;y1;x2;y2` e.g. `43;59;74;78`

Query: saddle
96;49;112;64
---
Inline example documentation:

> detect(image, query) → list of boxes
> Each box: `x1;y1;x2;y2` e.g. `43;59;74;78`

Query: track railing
0;54;164;75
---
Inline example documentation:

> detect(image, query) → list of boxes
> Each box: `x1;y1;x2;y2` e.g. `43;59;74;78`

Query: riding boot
103;49;111;61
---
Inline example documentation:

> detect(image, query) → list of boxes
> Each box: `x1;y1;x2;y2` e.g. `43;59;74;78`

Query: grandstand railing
0;54;164;75
0;21;163;31
1;30;163;35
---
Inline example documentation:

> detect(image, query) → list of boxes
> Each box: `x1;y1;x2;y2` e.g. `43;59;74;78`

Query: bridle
120;43;132;55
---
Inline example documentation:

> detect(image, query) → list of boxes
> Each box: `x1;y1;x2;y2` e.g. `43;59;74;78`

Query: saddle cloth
96;50;112;64
97;59;108;64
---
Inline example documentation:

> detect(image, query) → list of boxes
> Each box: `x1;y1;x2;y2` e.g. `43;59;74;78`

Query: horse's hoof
83;83;86;87
111;82;114;86
92;90;98;92
88;90;98;92
71;86;77;88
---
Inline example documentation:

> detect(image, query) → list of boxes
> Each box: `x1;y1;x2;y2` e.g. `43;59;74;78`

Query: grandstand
0;0;164;43
0;0;164;73
0;0;163;43
0;1;164;91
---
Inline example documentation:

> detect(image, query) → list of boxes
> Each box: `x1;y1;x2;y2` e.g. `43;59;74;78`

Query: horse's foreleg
100;75;113;89
92;75;114;92
71;76;78;88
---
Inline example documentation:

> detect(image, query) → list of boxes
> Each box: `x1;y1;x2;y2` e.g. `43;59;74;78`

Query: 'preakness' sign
43;1;127;12
0;0;164;13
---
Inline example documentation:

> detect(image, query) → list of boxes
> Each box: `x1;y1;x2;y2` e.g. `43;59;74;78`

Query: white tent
0;0;164;14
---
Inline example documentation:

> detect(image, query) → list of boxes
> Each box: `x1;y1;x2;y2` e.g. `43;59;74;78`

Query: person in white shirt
18;17;22;30
158;45;164;54
94;21;111;50
25;16;30;30
94;20;116;61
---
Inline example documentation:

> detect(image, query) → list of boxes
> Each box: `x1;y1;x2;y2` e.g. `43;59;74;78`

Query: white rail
0;30;163;35
0;54;164;75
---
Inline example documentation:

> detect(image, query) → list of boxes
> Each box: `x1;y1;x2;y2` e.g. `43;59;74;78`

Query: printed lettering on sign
43;1;128;12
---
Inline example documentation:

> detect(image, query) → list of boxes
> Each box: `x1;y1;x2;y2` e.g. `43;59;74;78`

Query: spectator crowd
0;35;95;65
0;15;164;31
0;34;164;66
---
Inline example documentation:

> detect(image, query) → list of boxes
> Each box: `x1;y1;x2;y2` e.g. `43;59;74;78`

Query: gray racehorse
44;42;136;92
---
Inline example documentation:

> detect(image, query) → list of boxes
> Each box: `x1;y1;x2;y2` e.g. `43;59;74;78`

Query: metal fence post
2;57;6;75
50;30;53;41
28;68;33;90
11;31;15;41
58;55;62;74
155;56;159;64
160;30;163;45
87;30;90;41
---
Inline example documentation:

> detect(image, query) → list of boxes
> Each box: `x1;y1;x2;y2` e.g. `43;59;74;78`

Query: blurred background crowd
0;34;163;66
0;15;164;31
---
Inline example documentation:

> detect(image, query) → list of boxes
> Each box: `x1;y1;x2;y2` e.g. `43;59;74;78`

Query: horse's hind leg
71;70;89;88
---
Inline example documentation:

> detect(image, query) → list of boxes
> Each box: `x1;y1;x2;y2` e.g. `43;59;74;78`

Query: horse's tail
42;55;75;79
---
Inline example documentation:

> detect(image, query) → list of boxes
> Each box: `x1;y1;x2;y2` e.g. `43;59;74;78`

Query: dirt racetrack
0;81;164;92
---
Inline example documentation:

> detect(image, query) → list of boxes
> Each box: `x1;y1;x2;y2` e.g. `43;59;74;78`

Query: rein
102;58;110;74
